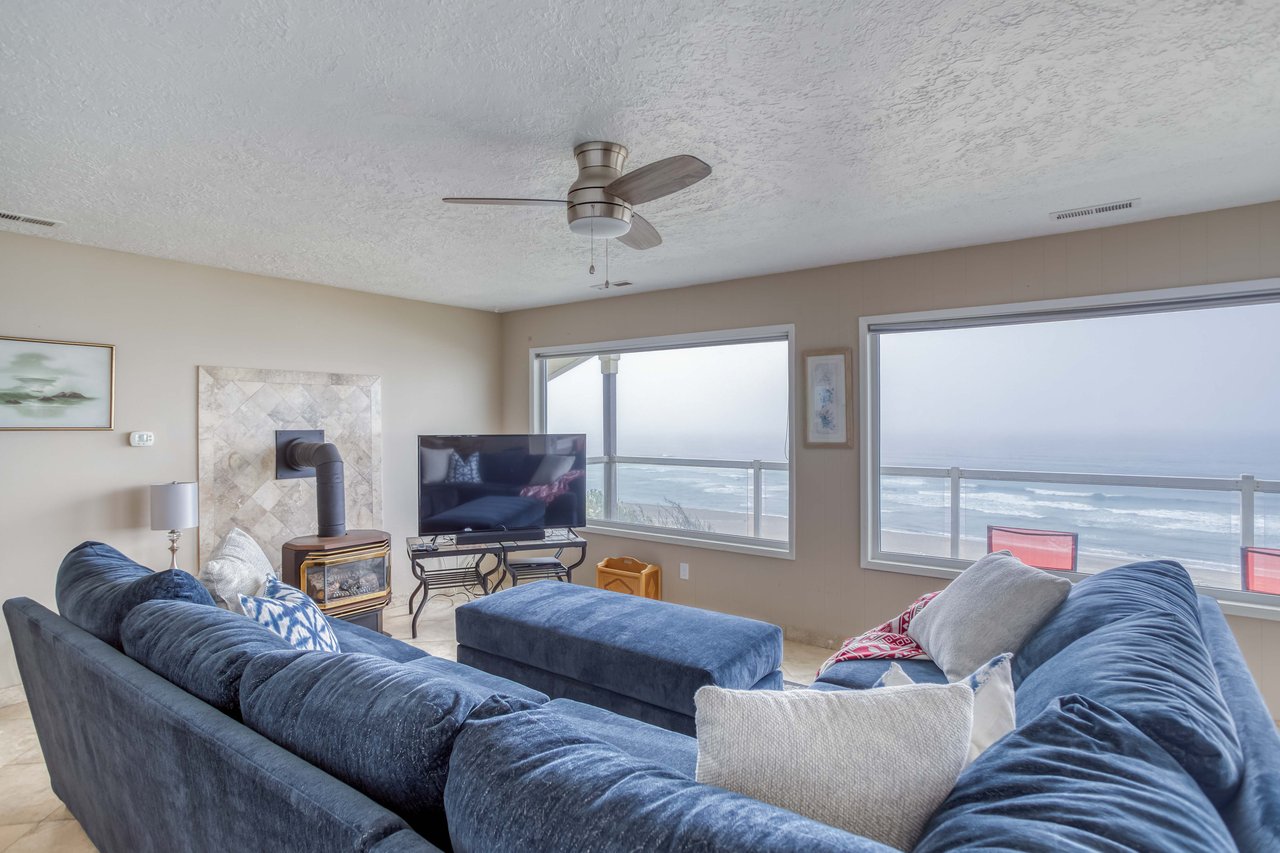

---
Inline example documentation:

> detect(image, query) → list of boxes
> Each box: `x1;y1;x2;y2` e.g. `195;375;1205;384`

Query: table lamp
150;481;199;570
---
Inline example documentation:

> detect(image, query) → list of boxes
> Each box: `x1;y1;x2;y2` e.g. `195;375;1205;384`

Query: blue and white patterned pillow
239;576;341;653
446;451;482;484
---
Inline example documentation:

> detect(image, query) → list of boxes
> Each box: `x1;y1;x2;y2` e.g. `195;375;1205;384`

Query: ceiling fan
443;141;711;250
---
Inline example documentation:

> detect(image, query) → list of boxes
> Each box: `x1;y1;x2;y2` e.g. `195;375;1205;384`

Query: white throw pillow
695;682;973;850
530;454;574;485
906;550;1072;681
421;447;453;484
200;527;275;614
877;653;1016;765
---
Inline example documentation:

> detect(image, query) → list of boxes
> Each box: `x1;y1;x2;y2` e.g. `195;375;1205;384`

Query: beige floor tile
0;686;27;710
5;819;95;853
0;824;37;850
39;807;71;823
0;765;61;826
0;715;41;768
8;747;44;767
0;703;30;721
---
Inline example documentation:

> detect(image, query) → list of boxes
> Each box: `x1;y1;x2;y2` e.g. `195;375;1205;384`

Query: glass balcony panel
878;473;951;559
956;479;1241;590
614;462;754;538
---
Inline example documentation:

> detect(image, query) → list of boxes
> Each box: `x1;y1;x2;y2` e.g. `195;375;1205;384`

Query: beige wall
501;201;1280;715
0;231;503;686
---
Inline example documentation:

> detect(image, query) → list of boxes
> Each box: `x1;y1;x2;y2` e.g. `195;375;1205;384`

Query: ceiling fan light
568;215;631;239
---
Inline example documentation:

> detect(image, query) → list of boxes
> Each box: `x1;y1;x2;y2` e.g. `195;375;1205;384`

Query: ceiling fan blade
605;155;711;205
616;213;661;250
442;197;565;207
610;281;634;288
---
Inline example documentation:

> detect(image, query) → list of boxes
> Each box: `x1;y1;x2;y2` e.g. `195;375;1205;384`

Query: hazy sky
545;302;1280;476
880;301;1280;475
546;340;790;461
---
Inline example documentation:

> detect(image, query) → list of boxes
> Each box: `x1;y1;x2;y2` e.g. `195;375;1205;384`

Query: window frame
531;324;796;559
859;277;1280;622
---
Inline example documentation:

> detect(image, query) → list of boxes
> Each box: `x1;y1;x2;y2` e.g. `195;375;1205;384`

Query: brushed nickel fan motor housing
567;141;633;238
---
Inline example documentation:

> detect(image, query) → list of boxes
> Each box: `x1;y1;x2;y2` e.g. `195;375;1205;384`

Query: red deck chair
1241;547;1280;595
987;525;1078;572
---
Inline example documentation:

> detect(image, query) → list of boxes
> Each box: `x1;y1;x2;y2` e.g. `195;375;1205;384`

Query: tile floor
0;591;834;852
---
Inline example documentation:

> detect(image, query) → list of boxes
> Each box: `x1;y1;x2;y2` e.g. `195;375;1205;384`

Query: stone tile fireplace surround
197;366;383;568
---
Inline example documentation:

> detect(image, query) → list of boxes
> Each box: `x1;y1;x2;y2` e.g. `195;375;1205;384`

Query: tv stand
404;529;587;639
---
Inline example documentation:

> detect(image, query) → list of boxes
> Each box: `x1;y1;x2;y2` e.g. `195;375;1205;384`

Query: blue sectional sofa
5;542;1279;852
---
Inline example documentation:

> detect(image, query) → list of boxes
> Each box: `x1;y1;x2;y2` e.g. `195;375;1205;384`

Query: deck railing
881;465;1280;559
588;455;788;539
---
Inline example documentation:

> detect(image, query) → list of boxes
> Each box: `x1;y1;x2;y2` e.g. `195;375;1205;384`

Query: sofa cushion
1017;611;1243;805
543;698;698;778
455;582;782;717
238;652;538;849
814;657;947;690
327;617;428;663
915;695;1235;852
56;541;214;648
443;701;896;853
1014;560;1201;684
120;599;295;715
408;656;549;705
907;551;1072;681
1197;597;1280;851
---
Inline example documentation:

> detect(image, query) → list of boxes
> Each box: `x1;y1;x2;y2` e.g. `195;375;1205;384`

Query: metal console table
404;529;587;639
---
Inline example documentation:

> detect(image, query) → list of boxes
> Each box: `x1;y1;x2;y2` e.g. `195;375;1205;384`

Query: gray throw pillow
907;551;1072;681
695;682;973;851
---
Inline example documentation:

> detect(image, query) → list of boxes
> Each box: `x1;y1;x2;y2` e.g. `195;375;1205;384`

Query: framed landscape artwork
0;336;115;430
803;348;852;448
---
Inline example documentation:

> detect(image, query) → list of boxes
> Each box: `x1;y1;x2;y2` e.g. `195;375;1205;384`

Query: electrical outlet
129;431;155;447
679;562;690;580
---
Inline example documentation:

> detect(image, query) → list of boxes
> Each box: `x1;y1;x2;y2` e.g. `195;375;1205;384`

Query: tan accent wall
0;231;503;686
500;201;1280;714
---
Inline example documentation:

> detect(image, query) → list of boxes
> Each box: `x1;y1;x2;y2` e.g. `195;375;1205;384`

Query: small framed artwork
0;336;115;430
803;348;852;448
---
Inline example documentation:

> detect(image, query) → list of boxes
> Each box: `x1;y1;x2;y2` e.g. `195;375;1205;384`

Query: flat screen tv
417;434;587;537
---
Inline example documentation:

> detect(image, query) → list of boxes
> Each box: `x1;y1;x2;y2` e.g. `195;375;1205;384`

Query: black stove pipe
285;440;346;538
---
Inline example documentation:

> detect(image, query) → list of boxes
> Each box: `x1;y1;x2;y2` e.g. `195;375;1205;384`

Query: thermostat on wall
129;431;155;447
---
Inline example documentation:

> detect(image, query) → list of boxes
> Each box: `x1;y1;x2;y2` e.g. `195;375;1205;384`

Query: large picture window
861;280;1280;611
534;327;794;556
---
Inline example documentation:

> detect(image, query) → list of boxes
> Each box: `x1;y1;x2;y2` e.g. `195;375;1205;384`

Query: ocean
589;430;1280;584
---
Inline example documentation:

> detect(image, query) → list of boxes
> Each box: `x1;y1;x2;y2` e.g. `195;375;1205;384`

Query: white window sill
863;554;1280;623
582;523;795;560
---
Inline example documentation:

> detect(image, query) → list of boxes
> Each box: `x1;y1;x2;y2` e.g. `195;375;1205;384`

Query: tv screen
418;434;587;537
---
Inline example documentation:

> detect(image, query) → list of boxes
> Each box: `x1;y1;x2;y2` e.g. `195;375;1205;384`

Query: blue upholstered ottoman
455;582;783;734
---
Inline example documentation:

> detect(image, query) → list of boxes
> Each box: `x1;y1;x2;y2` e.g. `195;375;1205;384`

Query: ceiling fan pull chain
589;228;596;275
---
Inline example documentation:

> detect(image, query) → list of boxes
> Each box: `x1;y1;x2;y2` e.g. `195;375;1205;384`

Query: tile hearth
0;595;831;851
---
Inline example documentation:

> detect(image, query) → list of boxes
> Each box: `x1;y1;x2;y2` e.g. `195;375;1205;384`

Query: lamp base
167;529;182;571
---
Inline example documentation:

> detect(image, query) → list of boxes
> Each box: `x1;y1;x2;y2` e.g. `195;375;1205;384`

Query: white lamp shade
150;482;200;531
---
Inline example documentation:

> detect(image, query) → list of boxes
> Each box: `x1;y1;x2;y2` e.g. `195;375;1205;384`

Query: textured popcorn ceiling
2;1;1278;311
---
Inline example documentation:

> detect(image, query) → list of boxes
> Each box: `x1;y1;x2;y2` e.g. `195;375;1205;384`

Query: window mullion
602;357;618;522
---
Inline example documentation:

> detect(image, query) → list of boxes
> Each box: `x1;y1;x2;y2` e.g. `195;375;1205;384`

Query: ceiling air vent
1050;199;1138;222
0;209;62;227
